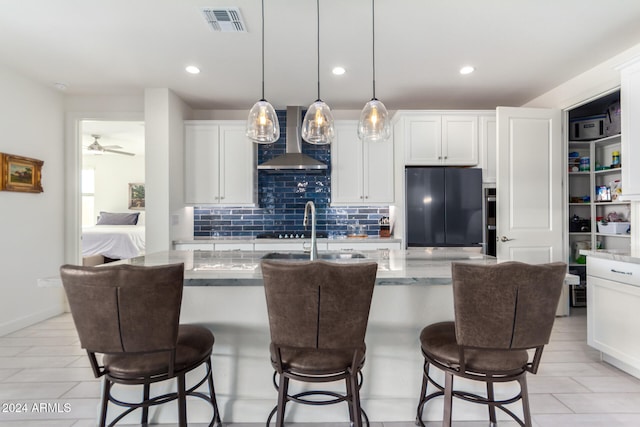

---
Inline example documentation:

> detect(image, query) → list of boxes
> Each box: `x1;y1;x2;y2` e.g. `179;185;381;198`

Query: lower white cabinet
587;257;640;378
184;121;256;205
331;121;394;205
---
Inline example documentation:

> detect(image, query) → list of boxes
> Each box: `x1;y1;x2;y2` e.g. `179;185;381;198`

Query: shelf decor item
596;185;611;202
0;153;43;193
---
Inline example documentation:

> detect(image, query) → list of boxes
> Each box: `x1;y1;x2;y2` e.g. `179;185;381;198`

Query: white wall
0;64;66;335
82;153;145;224
144;88;193;252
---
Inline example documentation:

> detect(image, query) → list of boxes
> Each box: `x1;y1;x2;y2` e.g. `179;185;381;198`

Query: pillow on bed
96;212;139;225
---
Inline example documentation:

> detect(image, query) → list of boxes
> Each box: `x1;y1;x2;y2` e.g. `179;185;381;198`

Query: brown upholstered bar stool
261;260;378;427
416;261;567;427
60;263;222;427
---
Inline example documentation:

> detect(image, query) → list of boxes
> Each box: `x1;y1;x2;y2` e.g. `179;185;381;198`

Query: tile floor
1;308;640;426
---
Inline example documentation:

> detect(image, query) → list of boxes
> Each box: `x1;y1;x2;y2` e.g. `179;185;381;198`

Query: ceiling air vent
201;7;246;32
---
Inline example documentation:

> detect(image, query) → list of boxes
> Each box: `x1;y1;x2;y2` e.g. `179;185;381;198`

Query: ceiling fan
85;135;135;156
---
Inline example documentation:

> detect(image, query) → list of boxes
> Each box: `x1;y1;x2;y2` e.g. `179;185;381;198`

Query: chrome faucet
303;201;318;260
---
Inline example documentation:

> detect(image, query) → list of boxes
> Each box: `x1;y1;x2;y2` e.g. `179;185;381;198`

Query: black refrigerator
406;167;483;247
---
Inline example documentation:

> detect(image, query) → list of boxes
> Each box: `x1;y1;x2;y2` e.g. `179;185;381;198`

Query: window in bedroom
82;168;95;227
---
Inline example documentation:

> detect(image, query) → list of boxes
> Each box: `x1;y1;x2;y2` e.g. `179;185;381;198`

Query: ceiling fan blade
103;148;135;156
101;145;123;149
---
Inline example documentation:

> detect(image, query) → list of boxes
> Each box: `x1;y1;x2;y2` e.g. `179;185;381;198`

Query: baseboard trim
0;306;66;336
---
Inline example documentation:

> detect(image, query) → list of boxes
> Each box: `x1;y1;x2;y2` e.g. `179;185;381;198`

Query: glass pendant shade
246;99;280;144
301;100;334;145
358;98;391;141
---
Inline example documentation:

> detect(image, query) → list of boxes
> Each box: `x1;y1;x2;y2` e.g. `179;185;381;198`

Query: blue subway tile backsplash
193;110;389;238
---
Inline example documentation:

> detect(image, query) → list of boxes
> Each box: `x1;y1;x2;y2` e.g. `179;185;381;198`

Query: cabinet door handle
611;269;633;276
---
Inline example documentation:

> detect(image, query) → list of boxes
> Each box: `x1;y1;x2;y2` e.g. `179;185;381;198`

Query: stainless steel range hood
257;106;327;170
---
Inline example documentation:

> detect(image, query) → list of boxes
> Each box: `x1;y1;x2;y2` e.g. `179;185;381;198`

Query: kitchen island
103;248;500;424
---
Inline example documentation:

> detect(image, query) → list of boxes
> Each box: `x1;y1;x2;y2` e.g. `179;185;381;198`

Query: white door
496;107;563;263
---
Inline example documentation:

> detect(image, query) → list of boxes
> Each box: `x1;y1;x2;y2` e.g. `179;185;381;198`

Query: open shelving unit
566;90;630;306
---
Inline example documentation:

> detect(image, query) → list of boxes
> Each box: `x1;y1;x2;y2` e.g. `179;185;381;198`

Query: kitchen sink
262;252;367;261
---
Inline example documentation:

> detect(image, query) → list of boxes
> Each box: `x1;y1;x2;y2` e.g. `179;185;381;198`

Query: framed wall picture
0;153;44;193
128;183;145;210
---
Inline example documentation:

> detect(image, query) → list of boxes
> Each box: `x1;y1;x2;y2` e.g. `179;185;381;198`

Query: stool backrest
60;263;184;355
261;260;377;350
452;261;566;350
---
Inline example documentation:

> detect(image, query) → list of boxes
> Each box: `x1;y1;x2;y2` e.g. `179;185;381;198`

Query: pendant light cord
371;0;377;100
316;0;321;100
261;0;265;100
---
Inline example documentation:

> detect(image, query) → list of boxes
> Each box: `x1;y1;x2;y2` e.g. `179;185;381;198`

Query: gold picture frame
128;183;145;210
0;153;44;193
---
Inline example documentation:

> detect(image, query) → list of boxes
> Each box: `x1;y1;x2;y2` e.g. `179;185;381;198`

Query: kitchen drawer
254;242;328;252
214;243;254;251
174;243;214;251
327;241;401;251
587;258;640;287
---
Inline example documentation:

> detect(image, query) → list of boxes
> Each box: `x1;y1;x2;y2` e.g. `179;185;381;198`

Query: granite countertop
113;248;495;286
580;249;640;265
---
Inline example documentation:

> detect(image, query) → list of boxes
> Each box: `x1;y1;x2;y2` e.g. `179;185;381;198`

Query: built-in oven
484;188;496;256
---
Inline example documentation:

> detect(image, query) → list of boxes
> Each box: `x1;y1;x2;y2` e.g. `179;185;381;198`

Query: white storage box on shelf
597;222;630;234
570;115;606;140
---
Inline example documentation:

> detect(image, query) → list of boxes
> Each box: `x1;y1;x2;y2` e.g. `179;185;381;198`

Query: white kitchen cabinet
331;121;394;205
184;121;256;205
620;57;640;200
401;112;478;165
478;114;496;183
587;256;640;379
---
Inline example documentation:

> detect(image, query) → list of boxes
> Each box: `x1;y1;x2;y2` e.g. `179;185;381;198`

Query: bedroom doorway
80;120;145;265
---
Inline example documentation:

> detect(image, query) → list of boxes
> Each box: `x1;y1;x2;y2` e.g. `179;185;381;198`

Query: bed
81;212;145;260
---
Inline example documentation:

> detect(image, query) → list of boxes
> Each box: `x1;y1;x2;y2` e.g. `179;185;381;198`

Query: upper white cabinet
184;121;256;205
331;121;394;205
400;112;479;165
620;57;640;200
478;114;497;184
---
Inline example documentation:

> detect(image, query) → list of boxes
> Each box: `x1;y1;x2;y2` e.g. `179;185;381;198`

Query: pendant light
246;0;280;144
301;0;334;145
357;0;391;142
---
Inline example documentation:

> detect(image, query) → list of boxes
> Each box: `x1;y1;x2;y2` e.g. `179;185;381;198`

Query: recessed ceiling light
332;67;346;76
53;82;67;90
185;65;201;74
460;66;475;75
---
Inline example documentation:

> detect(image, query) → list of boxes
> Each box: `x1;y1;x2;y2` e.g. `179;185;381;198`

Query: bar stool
60;263;222;427
416;261;567;427
261;260;378;427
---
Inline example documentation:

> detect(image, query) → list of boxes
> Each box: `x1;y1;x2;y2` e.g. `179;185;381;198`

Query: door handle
500;236;513;242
